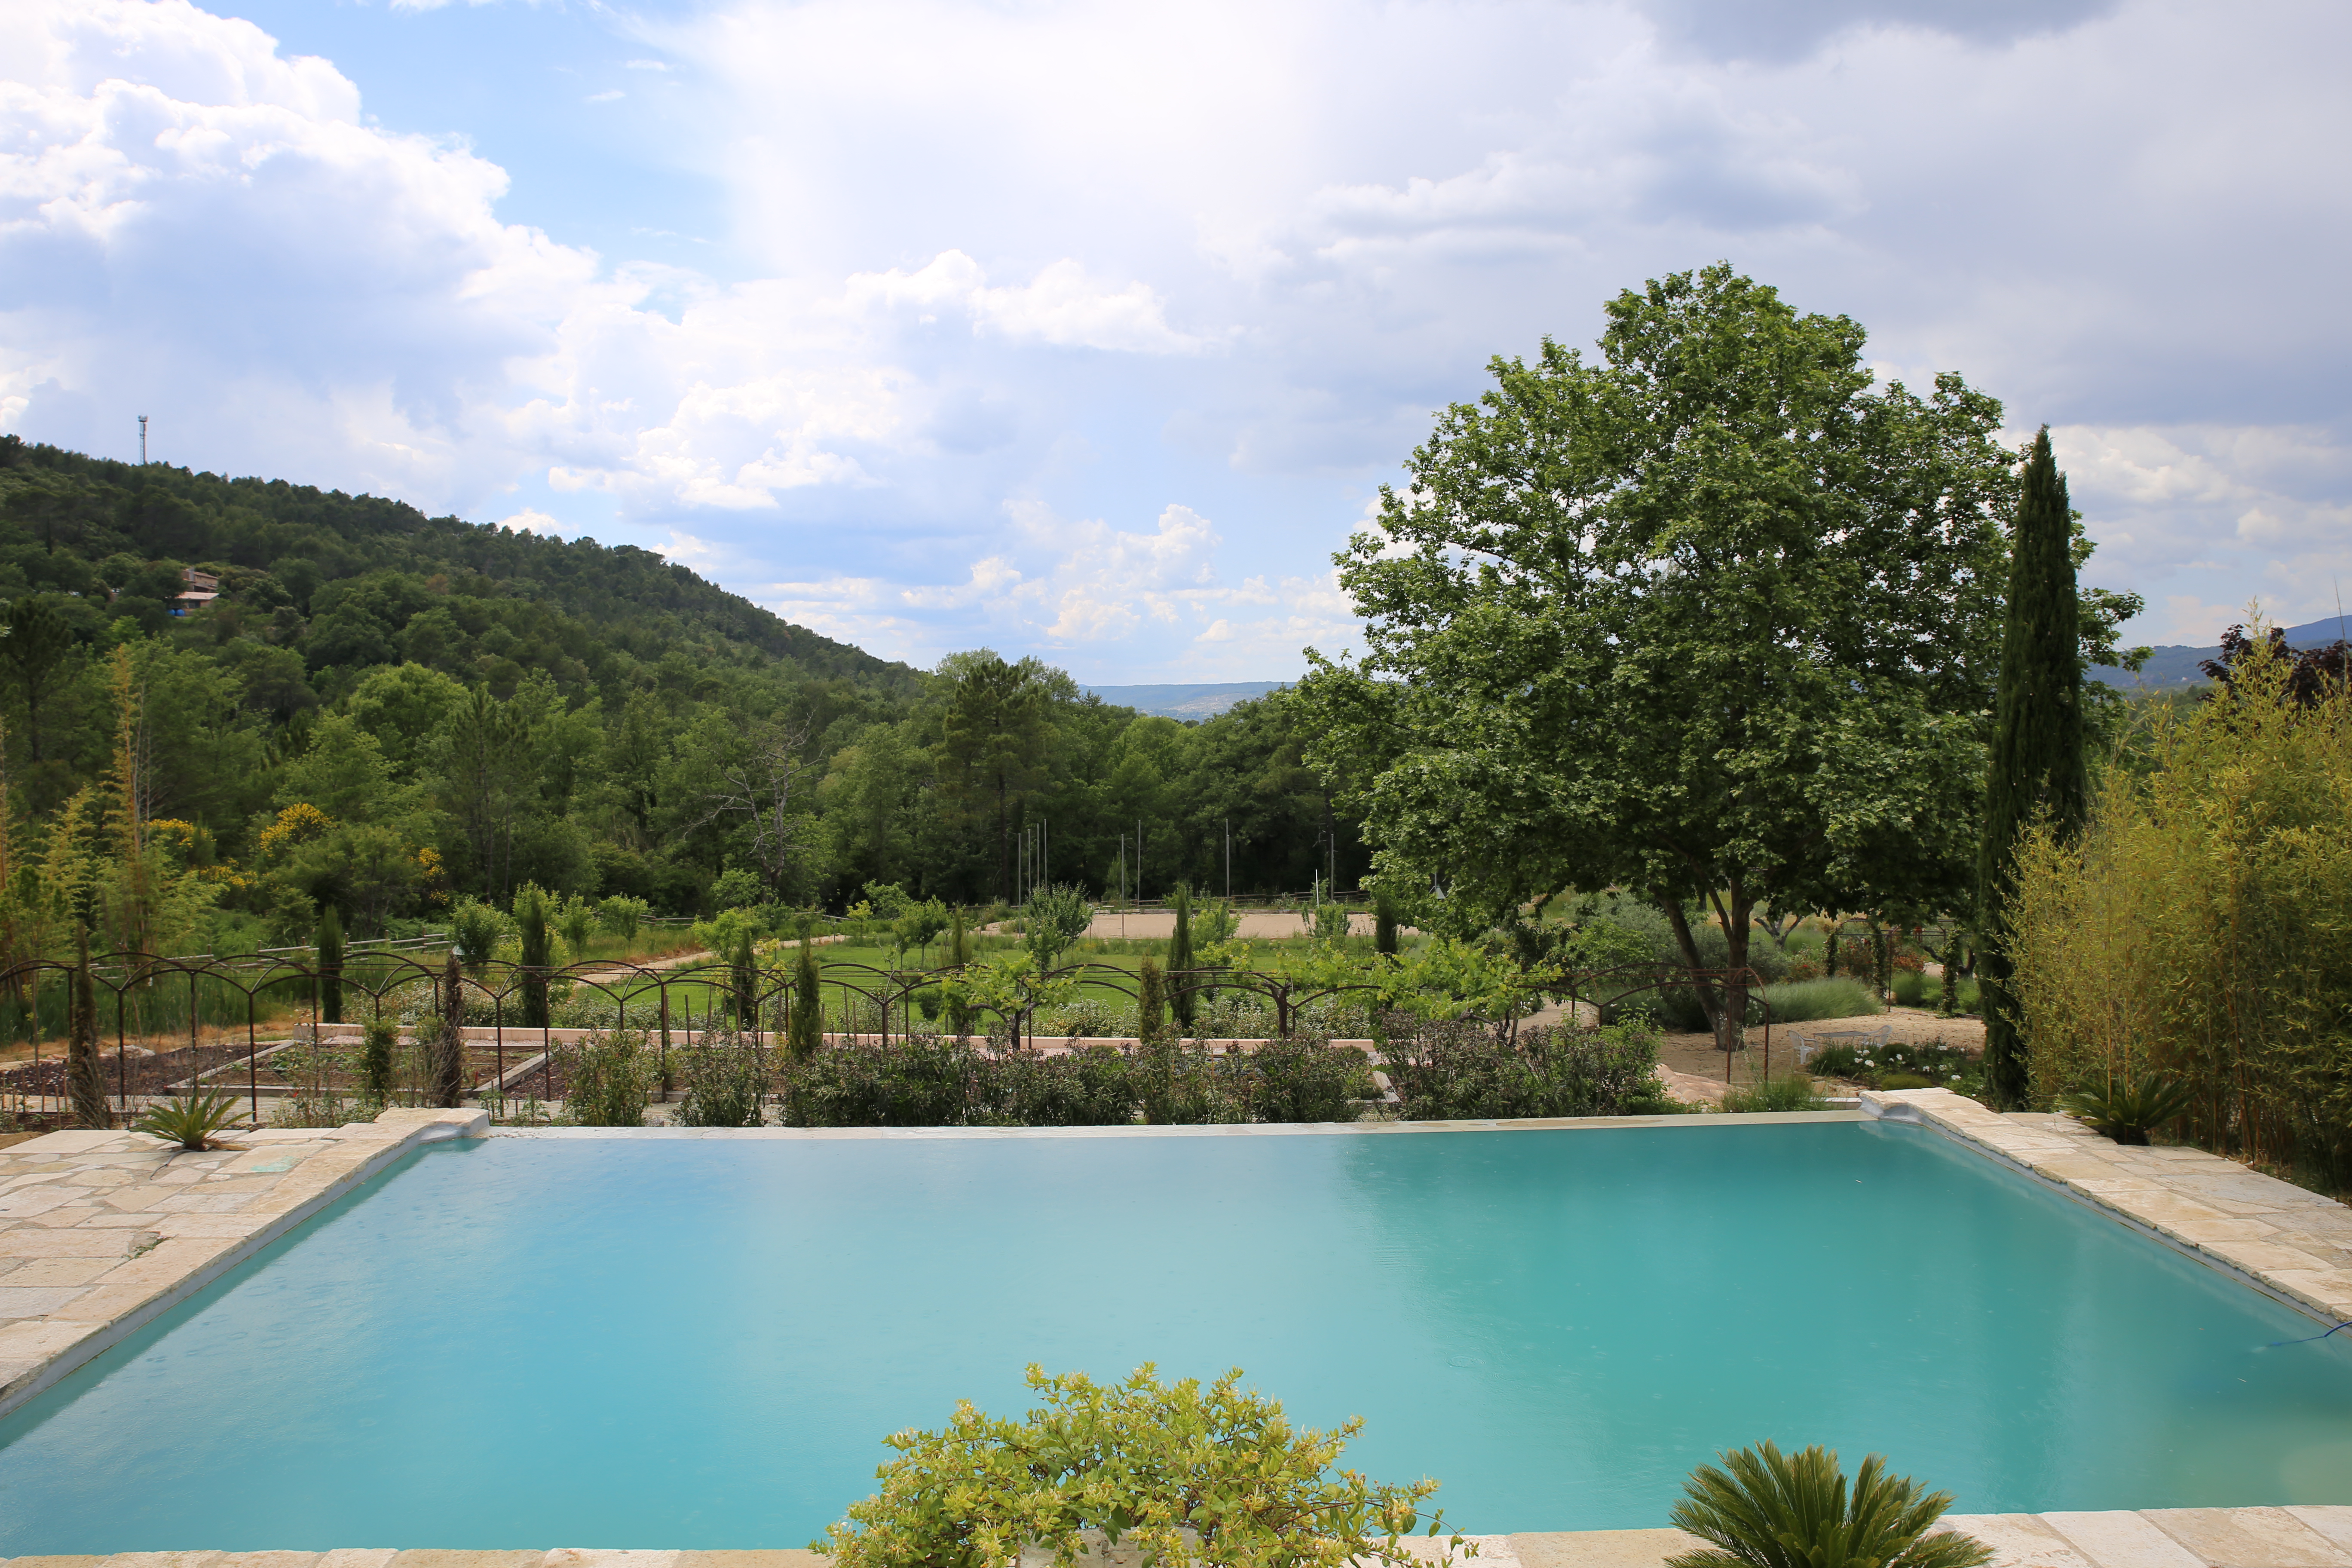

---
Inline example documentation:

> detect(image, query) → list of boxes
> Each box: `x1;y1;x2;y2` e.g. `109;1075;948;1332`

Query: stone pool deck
6;1510;2352;1568
0;1106;487;1420
1860;1088;2352;1328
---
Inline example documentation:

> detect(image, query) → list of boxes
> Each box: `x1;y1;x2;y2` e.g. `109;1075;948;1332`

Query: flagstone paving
1860;1088;2352;1328
0;1106;487;1419
4;1512;2350;1568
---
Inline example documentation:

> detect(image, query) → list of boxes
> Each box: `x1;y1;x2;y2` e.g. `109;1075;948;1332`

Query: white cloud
9;0;2352;677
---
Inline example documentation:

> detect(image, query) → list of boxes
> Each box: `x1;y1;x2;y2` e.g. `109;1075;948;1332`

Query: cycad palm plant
1667;1442;1988;1568
2060;1072;2197;1146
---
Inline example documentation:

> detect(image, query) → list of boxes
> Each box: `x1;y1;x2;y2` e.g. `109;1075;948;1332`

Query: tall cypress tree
1167;885;1196;1029
1978;427;2086;1107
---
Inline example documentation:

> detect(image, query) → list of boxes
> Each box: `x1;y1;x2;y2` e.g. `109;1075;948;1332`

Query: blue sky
5;0;2349;679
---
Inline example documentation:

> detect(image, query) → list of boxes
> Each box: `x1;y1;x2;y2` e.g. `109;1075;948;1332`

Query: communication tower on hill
138;415;147;464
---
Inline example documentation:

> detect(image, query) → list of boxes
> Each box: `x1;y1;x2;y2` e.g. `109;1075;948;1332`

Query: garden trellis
0;947;1781;1124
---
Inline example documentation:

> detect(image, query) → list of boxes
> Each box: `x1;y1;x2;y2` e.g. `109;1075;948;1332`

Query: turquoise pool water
3;1121;2349;1552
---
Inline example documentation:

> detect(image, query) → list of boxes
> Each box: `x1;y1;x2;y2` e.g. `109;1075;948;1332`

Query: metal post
116;986;127;1112
247;993;258;1127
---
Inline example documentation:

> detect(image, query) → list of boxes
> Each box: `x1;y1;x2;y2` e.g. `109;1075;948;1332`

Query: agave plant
2060;1072;2197;1145
1667;1441;1989;1568
135;1088;249;1151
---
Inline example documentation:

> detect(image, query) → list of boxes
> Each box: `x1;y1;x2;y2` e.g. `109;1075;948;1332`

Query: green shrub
1384;1014;1666;1120
1666;1440;1988;1568
784;1034;981;1127
677;1030;769;1127
816;1364;1461;1568
1242;1035;1375;1123
562;1029;653;1127
990;1044;1137;1126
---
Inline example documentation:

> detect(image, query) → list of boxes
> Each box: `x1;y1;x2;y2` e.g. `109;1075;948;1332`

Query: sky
3;0;2349;680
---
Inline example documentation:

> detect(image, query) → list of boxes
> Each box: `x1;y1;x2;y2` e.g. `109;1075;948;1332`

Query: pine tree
1167;885;1196;1029
1979;427;2087;1107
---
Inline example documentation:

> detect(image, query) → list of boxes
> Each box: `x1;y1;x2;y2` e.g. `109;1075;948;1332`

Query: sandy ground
1048;910;1396;940
1652;1004;1985;1102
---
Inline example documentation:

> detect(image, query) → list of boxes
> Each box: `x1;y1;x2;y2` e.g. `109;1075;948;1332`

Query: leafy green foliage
1023;882;1093;970
1383;1016;1673;1120
135;1087;247;1149
817;1363;1463;1568
560;1028;652;1127
1666;1441;1988;1568
2060;1073;2196;1146
676;1031;768;1127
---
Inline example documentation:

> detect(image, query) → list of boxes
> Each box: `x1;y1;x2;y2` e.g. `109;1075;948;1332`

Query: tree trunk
67;931;110;1129
1719;887;1755;1055
434;951;466;1107
1659;900;1724;1045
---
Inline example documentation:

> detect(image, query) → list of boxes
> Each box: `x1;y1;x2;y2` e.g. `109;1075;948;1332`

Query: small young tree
1168;884;1197;1029
788;937;824;1060
732;929;760;1031
1373;891;1399;957
1023;883;1093;971
1136;956;1168;1043
515;883;552;1028
556;896;596;962
361;1012;395;1106
316;903;345;1026
945;906;974;1037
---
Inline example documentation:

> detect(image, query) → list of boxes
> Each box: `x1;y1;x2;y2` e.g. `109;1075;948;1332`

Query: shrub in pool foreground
1667;1441;1988;1568
817;1363;1467;1568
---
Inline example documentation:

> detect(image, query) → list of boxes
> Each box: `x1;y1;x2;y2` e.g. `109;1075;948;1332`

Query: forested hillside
0;438;1356;949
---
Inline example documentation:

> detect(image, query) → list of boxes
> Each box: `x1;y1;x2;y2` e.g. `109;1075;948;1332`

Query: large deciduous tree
1977;428;2086;1106
1300;264;2015;1047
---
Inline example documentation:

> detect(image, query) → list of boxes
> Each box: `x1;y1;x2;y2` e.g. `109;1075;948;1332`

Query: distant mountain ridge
1082;680;1289;720
2095;616;2352;689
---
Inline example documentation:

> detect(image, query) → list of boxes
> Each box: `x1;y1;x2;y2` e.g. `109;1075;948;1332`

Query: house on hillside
171;567;219;616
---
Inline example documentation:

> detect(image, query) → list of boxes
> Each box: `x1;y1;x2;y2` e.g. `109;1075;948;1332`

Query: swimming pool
2;1120;2347;1553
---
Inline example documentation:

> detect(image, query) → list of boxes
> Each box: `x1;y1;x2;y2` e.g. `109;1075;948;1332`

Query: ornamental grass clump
817;1363;1466;1568
1666;1441;1988;1568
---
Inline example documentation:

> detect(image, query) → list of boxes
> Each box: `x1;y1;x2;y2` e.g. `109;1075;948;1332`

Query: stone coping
7;1510;2350;1568
490;1111;1868;1140
0;1106;488;1421
1861;1088;2352;1327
